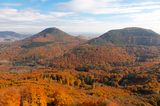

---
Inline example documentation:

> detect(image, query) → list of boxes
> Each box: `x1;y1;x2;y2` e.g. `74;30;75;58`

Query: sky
0;0;160;35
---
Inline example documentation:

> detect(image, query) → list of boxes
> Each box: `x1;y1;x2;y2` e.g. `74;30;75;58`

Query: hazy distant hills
76;35;96;40
0;31;26;42
88;27;160;46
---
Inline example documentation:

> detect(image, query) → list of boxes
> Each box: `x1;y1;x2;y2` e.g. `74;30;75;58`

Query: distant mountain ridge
0;31;25;42
76;35;94;40
0;31;21;37
88;27;160;46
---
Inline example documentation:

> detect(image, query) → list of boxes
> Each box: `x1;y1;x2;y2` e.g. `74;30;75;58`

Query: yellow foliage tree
52;90;74;106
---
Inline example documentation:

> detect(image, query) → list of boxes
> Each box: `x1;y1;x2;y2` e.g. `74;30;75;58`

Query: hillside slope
51;27;160;69
88;27;160;46
51;44;135;70
0;28;86;66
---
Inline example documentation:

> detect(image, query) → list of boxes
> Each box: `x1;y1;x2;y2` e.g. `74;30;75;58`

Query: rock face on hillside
88;27;160;46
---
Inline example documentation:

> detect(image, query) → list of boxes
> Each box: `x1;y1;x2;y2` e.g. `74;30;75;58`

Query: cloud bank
0;0;159;34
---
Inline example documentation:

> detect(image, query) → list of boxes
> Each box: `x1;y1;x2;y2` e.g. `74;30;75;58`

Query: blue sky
0;0;160;34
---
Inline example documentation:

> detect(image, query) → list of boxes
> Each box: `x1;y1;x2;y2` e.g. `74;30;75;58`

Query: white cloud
0;3;22;7
0;8;73;33
57;0;110;14
0;8;72;22
130;10;160;22
0;0;160;34
48;0;160;34
57;0;160;14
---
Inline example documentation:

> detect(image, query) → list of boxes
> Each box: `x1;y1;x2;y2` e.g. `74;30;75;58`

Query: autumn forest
0;27;159;106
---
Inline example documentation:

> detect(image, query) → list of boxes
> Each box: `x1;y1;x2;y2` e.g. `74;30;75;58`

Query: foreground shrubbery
0;62;159;106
